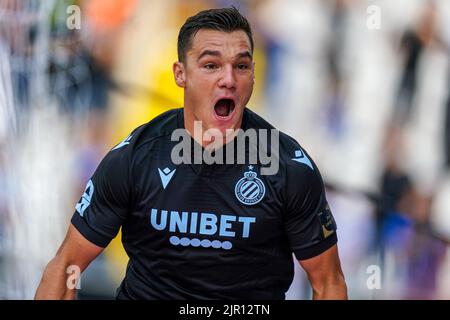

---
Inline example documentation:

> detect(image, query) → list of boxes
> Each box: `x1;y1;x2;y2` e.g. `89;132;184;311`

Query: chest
128;163;285;248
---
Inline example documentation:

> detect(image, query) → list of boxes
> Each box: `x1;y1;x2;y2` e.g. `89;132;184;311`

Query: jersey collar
176;108;250;176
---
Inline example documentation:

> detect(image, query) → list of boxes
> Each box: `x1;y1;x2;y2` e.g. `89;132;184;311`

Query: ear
173;61;186;88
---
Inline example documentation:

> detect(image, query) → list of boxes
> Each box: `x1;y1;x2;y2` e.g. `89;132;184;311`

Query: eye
237;64;250;70
204;63;217;70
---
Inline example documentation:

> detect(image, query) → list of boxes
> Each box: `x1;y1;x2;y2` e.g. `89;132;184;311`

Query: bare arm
299;244;347;300
34;224;104;300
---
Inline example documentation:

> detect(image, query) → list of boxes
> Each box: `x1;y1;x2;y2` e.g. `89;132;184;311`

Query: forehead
188;29;252;57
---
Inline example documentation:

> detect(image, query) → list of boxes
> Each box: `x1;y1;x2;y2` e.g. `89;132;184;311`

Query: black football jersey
71;108;338;300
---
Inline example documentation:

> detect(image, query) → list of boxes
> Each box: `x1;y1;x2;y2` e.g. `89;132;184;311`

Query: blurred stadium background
1;0;450;299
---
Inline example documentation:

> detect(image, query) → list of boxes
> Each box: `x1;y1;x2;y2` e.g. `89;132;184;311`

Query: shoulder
245;108;319;177
278;132;322;199
247;109;326;212
101;108;182;170
111;108;181;152
125;108;181;149
244;107;275;131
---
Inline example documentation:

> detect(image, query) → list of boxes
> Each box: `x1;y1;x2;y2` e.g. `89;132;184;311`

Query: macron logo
292;149;314;171
112;135;132;151
158;167;176;189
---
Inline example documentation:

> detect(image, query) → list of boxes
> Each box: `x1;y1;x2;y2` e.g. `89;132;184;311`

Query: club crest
235;166;265;205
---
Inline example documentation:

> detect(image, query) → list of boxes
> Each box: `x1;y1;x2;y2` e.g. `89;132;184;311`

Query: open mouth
214;98;236;118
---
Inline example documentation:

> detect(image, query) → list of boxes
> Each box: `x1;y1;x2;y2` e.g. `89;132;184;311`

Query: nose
218;64;236;89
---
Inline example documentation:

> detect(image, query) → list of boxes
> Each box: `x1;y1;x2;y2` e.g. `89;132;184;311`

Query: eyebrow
236;51;253;60
197;50;253;61
197;50;221;61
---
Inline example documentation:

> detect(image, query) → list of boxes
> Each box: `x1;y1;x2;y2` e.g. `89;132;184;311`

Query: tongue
215;100;230;117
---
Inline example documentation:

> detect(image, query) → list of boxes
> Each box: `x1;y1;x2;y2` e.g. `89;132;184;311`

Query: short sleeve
71;146;131;248
284;148;337;260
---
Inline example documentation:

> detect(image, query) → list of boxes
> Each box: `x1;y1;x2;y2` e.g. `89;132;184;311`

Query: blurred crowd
1;0;450;299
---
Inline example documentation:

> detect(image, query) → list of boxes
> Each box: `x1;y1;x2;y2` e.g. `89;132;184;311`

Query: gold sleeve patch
318;207;336;239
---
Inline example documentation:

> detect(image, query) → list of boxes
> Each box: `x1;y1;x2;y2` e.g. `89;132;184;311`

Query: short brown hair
177;7;254;63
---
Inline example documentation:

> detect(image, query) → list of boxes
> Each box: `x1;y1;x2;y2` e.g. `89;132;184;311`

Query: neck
183;106;244;149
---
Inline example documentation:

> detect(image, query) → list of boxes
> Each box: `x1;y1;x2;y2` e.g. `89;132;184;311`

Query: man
35;7;347;300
